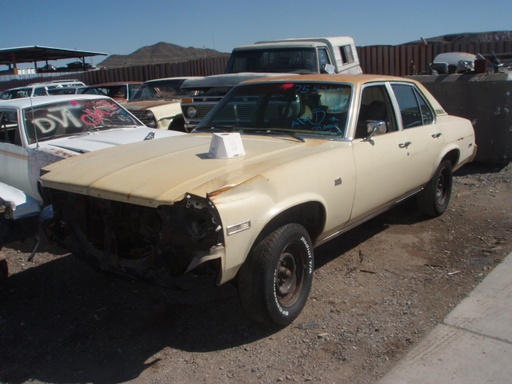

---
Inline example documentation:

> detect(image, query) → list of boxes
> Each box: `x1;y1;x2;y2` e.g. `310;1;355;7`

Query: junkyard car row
37;74;476;325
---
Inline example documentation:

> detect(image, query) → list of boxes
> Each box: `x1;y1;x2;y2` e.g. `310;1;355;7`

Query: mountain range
99;42;228;68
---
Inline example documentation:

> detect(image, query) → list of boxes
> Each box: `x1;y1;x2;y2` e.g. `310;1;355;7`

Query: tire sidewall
417;160;453;217
434;161;453;213
263;224;314;325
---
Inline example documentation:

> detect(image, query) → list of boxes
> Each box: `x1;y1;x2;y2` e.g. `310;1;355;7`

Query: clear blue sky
1;0;510;67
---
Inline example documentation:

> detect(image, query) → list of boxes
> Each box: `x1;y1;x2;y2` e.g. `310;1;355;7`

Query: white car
0;95;185;279
0;81;86;100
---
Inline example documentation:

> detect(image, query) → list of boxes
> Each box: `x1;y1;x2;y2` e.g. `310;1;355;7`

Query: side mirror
321;64;335;74
362;121;387;141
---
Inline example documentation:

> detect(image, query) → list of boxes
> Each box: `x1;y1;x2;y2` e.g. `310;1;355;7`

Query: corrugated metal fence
1;41;511;90
358;41;512;75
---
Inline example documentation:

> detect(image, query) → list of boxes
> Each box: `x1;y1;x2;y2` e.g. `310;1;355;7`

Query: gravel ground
1;162;511;384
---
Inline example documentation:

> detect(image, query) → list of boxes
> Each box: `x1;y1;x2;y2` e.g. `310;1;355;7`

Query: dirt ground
1;162;511;384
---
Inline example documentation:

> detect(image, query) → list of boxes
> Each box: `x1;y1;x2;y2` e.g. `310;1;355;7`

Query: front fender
210;175;333;284
149;103;182;129
0;182;41;220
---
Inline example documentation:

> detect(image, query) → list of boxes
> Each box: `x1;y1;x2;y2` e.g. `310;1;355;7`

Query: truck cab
181;36;362;131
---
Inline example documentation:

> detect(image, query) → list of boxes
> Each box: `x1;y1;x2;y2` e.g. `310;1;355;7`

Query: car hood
41;133;336;207
125;99;181;111
35;127;184;158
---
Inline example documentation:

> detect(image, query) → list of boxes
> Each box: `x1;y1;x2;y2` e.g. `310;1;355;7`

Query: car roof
2;84;55;91
242;73;418;86
0;94;116;109
91;82;143;86
143;76;204;84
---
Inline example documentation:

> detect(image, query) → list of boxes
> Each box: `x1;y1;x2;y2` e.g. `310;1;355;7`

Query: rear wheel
417;160;453;217
238;223;314;326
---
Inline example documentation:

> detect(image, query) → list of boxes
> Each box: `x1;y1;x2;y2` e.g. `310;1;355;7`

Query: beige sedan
40;74;477;326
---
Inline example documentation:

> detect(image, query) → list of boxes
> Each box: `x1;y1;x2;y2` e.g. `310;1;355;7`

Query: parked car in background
45;80;86;88
0;81;86;100
77;82;143;103
66;61;95;70
37;64;57;73
0;95;185;280
40;74;476;326
124;77;202;131
1;84;62;99
47;87;89;95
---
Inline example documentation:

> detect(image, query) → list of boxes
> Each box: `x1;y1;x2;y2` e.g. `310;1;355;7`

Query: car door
350;83;418;221
390;83;445;187
0;109;41;202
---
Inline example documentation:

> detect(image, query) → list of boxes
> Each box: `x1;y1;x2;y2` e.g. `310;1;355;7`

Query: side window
33;87;47;97
0;111;20;145
340;45;355;65
392;84;434;128
318;48;331;68
355;85;397;139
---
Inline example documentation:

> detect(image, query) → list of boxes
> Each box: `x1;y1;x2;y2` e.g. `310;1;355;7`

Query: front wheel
238;223;314;326
417;160;453;217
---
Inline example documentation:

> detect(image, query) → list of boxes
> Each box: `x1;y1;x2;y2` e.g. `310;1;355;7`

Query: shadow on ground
0;174;460;383
0;252;272;383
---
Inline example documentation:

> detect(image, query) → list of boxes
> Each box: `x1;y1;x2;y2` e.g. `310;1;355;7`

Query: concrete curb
378;252;512;384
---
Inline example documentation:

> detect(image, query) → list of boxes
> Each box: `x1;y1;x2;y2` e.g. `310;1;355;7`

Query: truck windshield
226;48;318;74
196;82;352;137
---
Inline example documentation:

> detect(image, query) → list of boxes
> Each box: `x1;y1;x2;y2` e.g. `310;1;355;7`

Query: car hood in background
41;133;340;206
35;127;184;158
125;99;182;111
181;73;298;88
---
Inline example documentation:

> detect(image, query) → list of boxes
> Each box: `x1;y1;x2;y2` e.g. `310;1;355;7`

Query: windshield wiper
243;128;305;142
195;125;235;133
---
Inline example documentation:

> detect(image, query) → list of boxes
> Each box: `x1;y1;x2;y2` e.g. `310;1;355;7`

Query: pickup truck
180;36;362;131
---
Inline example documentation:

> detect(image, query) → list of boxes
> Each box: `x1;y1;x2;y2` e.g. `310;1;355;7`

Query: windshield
196;82;351;138
130;79;191;101
0;88;32;100
48;88;79;95
226;48;318;74
23;98;142;144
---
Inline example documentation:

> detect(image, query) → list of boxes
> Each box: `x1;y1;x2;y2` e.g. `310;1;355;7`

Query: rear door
390;82;445;187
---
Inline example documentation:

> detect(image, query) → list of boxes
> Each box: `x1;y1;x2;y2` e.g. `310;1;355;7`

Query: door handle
399;141;412;149
432;132;442;138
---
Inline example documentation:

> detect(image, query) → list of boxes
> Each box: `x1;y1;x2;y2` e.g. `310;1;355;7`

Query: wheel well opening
443;149;459;168
254;202;326;247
